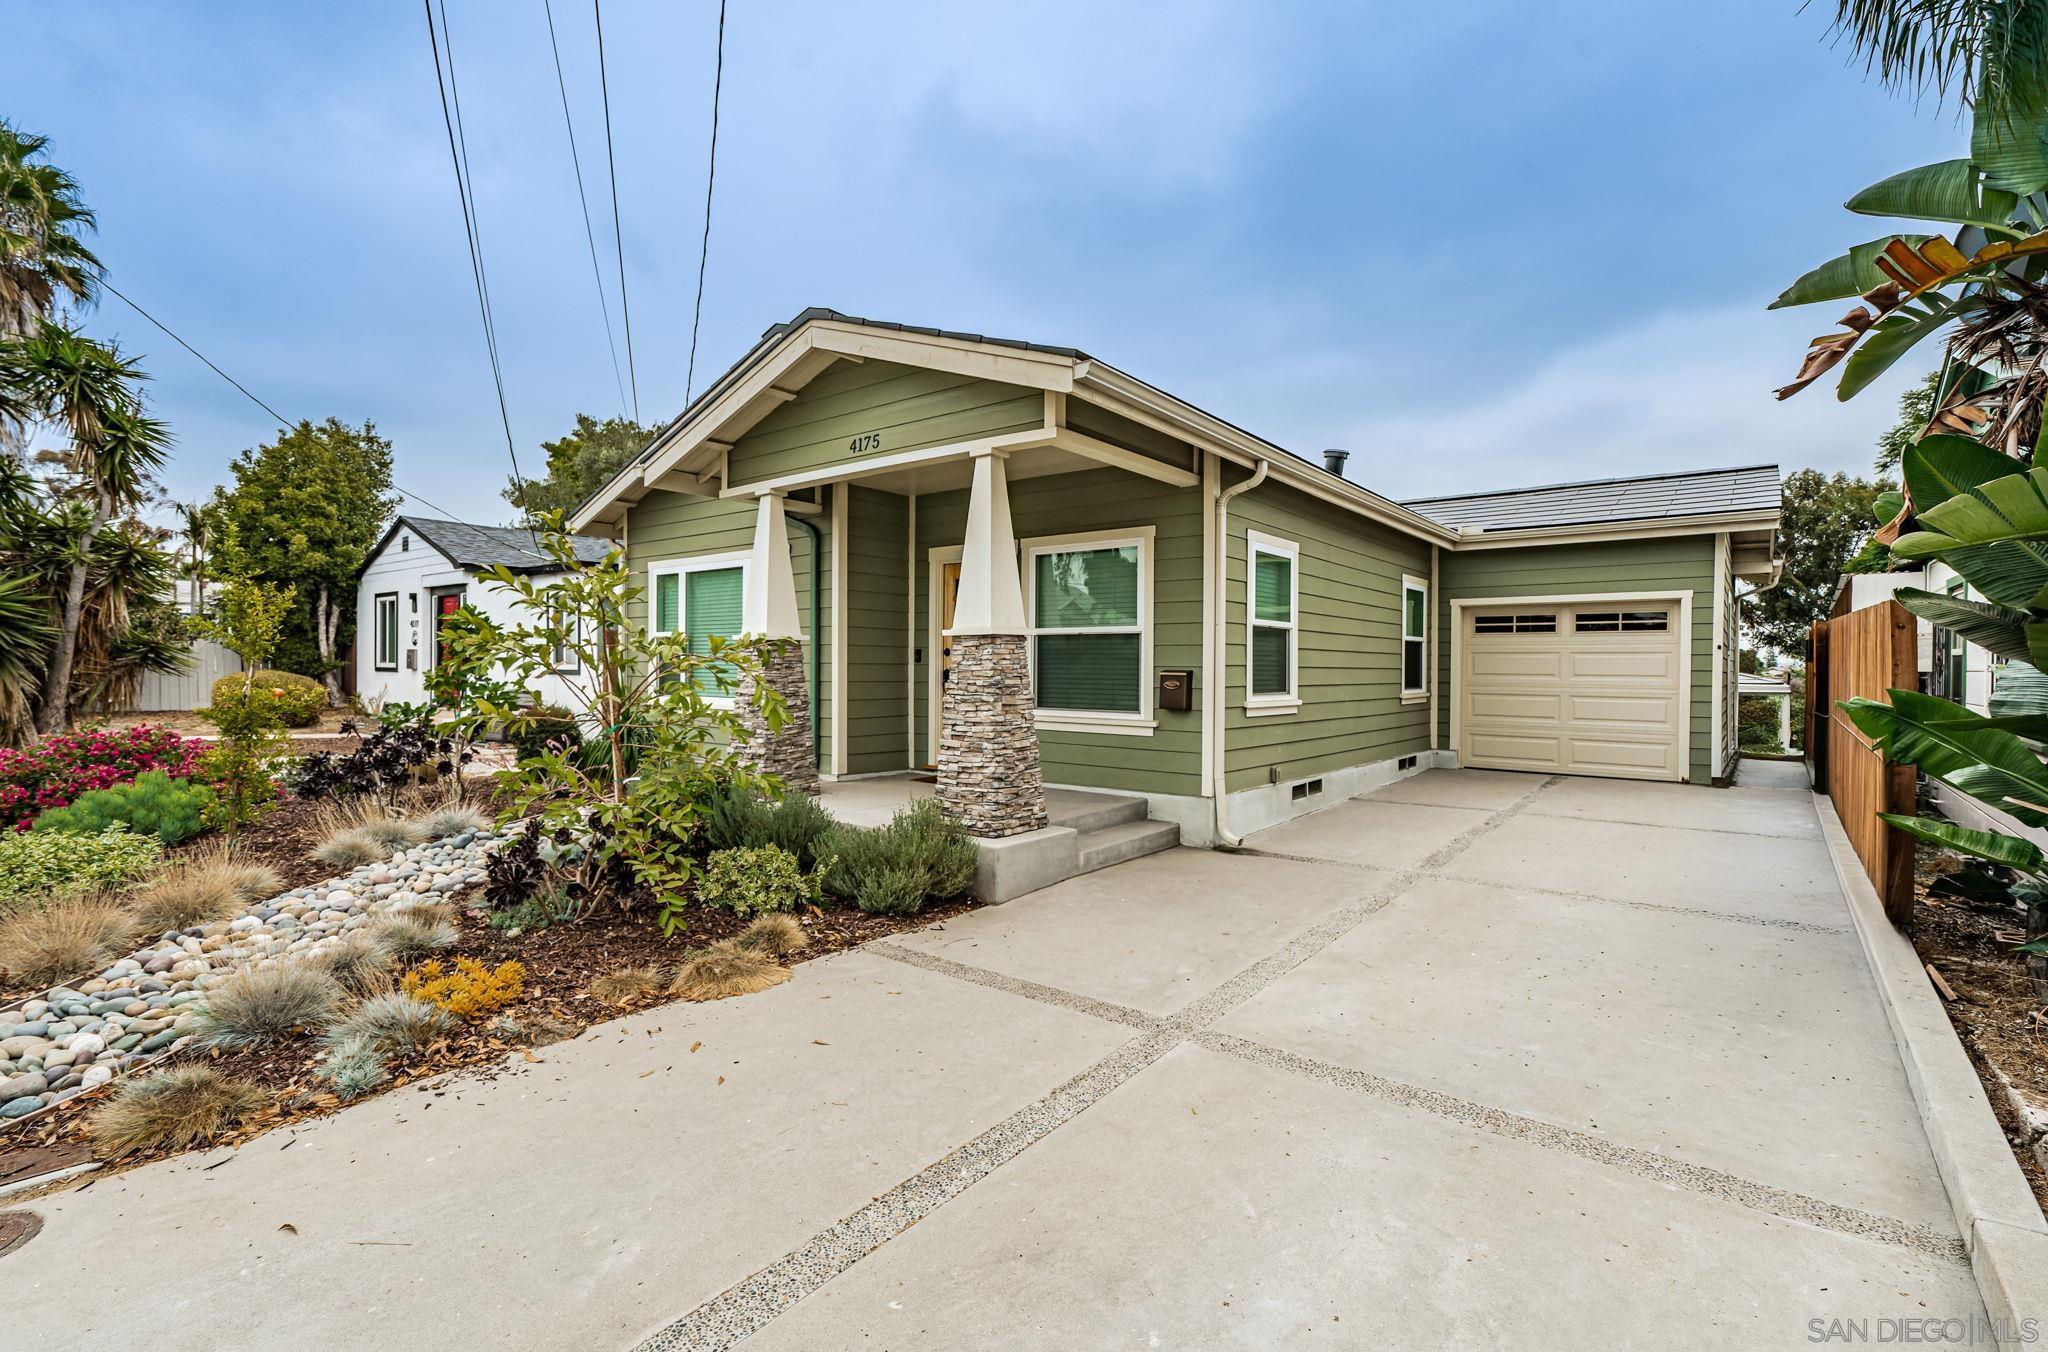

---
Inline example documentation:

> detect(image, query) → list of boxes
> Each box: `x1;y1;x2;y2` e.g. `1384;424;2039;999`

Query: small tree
189;549;295;835
440;515;789;932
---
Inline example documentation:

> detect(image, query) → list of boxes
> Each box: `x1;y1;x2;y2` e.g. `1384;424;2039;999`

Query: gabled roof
379;516;613;573
1402;465;1782;533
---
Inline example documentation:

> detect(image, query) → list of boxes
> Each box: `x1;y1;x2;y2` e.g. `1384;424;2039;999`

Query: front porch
820;773;1180;901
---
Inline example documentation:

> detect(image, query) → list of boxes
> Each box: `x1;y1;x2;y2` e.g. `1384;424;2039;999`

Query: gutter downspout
1211;457;1270;847
792;499;824;767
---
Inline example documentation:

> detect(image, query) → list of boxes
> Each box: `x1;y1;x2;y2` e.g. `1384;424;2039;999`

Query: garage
1456;598;1687;782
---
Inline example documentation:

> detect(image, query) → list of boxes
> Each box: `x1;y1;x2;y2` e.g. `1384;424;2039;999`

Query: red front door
434;592;462;666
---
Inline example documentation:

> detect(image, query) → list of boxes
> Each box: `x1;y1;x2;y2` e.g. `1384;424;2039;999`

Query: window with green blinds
685;567;745;695
1401;577;1427;696
1249;540;1296;699
1029;542;1143;715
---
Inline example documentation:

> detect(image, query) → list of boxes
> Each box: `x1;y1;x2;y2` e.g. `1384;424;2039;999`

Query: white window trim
1400;573;1429;704
648;551;751;706
1245;530;1301;714
372;592;399;672
1019;526;1155;733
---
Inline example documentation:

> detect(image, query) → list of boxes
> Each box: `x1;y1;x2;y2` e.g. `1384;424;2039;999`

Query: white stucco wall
355;527;590;715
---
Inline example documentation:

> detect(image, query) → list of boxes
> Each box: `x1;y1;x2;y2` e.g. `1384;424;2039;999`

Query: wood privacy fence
1806;600;1918;926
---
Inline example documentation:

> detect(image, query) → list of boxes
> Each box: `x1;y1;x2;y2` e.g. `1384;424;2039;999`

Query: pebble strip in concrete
1193;1028;1967;1264
634;776;1564;1351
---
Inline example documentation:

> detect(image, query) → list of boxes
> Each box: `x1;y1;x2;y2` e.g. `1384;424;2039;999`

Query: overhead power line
423;0;532;516
593;0;639;422
685;0;728;405
97;281;465;522
542;0;630;421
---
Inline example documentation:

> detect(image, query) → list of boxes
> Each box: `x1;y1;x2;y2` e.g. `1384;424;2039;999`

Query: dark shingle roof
395;517;613;572
1402;465;1781;533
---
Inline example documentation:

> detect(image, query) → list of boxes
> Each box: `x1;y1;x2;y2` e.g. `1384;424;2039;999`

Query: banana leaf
1891;467;2048;607
1840;294;1973;400
1993;660;2048;716
1893;587;2030;661
1840;691;2048;827
1771;235;1934;309
1973;77;2048;197
1879;812;2045;872
1846;160;2021;231
1902;434;2024;511
1873;489;1906;524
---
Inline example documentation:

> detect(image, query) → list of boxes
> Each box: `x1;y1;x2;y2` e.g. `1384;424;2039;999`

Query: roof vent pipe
1322;448;1350;478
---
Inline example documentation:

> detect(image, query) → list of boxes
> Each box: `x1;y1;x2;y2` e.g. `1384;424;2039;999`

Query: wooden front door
930;561;962;766
433;591;463;668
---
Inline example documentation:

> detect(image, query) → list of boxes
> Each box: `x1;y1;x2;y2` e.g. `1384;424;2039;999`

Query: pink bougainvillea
0;725;205;831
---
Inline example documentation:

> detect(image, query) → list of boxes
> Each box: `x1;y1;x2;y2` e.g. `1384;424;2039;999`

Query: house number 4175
847;432;883;454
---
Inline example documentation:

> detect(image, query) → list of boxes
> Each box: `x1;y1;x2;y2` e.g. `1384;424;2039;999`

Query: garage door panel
1469;650;1563;679
1460;600;1683;783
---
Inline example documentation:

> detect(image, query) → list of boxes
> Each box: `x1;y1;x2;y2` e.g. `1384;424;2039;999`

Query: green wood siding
1720;537;1738;779
843;486;910;774
913;466;1205;796
1223;476;1434;793
622;488;832;751
727;360;1043;489
1436;536;1718;784
1065;396;1198;470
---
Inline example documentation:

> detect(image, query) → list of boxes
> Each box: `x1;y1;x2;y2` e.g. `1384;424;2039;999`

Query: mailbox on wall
1158;669;1193;712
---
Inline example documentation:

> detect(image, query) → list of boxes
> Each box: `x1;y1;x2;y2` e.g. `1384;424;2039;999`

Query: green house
571;310;1780;892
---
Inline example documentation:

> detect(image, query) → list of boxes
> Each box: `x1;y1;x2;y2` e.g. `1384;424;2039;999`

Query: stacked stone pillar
937;450;1048;837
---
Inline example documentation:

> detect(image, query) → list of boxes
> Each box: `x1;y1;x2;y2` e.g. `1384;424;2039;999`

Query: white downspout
1211;457;1270;847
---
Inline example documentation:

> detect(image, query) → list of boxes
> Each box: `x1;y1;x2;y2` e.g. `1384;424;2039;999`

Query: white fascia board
1446;510;1782;551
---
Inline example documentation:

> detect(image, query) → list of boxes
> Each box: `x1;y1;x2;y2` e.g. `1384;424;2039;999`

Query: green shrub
510;705;582;761
697;844;823;917
703;782;837;867
0;826;163;908
33;770;216;844
818;799;978;915
208;669;326;728
1737;694;1787;753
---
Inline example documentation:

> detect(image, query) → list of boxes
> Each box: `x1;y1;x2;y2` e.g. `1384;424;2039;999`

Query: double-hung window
649;554;749;700
372;593;399;672
1401;575;1428;699
1246;533;1298;709
1025;531;1149;722
549;604;583;674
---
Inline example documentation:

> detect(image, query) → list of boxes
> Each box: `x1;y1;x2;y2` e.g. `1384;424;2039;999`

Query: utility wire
542;0;630;421
593;0;639;422
97;280;465;522
423;0;533;520
684;0;727;405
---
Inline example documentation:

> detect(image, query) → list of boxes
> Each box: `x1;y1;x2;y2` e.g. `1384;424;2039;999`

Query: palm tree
172;498;211;614
1827;1;2048;109
0;320;170;734
0;122;99;341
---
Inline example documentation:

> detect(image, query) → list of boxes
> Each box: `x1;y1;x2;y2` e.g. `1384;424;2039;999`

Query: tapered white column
938;447;1046;838
734;490;817;794
950;450;1027;635
744;492;804;639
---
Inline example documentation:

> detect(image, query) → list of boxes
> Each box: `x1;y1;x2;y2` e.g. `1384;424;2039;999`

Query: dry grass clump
417;804;489;839
0;895;141;985
736;913;808;959
131;844;282;933
669;941;790;1002
87;1065;265;1156
310;801;431;869
588;964;670;1006
370;911;459;962
328;992;454;1055
311;932;395;997
186;962;343;1048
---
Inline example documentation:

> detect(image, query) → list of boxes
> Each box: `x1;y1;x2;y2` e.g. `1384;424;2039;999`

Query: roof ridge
1402;463;1780;506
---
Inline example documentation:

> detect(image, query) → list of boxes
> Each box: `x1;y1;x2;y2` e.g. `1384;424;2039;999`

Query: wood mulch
1908;845;2048;1215
3;870;981;1177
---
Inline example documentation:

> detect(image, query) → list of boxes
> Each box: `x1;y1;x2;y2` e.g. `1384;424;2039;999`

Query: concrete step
1074;818;1181;874
1046;789;1151;834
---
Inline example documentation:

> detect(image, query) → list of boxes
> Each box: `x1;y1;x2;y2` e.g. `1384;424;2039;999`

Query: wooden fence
1806;600;1918;926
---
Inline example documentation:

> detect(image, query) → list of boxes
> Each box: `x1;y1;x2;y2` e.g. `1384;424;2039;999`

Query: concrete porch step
1044;789;1150;835
1075;818;1181;874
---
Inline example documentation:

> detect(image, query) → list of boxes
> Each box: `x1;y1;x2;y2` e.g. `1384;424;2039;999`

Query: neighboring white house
354;517;613;713
1737;671;1794;750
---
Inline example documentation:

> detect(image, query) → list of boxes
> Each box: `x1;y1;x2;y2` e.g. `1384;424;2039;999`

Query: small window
1473;613;1557;634
549;605;582;674
1575;609;1669;633
400;535;409;553
372;593;399;671
1401;575;1427;696
650;555;749;699
1247;534;1298;703
1029;538;1145;715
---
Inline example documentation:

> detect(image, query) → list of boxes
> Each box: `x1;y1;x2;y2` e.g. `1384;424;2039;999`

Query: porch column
735;491;819;795
939;449;1048;837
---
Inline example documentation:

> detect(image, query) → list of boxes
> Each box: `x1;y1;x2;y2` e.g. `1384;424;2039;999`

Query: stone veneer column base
938;631;1047;837
734;642;819;797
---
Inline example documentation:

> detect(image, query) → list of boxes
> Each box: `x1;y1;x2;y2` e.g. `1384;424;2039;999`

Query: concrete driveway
6;764;1982;1349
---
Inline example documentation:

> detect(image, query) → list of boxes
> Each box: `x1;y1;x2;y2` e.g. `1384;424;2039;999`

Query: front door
432;590;464;669
928;561;962;767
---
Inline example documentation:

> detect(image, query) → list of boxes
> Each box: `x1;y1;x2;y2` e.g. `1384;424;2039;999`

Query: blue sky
14;1;1968;526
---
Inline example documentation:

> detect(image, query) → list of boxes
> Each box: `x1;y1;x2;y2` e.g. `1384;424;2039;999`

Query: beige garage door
1459;601;1684;781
